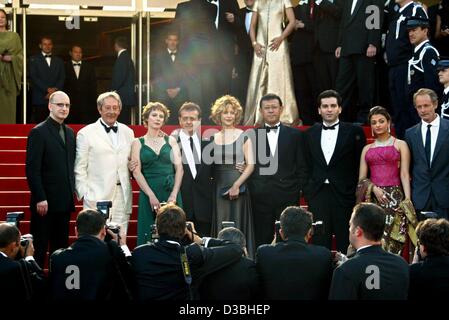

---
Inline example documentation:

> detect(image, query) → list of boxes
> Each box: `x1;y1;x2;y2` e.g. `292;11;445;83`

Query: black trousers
313;49;339;94
307;184;352;253
30;210;71;268
336;54;376;123
418;193;449;220
292;62;319;125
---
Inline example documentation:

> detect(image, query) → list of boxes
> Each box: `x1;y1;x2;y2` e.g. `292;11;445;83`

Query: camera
221;221;235;229
20;234;33;247
149;223;159;243
6;211;24;227
97;200;112;219
274;220;282;242
106;222;121;234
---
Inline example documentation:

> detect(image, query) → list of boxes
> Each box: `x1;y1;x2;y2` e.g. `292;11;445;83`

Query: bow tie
101;121;118;133
265;125;279;132
44;54;52;58
73;62;81;66
245;7;252;13
169;52;177;56
322;122;339;130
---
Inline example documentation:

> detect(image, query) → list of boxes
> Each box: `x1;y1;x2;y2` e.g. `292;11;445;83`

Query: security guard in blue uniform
407;16;441;127
385;0;427;138
437;58;449;119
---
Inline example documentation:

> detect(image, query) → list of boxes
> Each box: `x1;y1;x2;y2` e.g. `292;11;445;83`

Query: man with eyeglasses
25;91;76;267
74;92;134;240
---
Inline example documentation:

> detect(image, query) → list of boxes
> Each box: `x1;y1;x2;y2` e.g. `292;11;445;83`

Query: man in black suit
29;36;65;124
409;218;449;300
111;36;136;125
304;90;365;252
313;0;342;94
256;206;333;300
290;0;319;125
131;204;243;300
50;209;133;300
329;203;409;300
0;223;46;301
152;32;188;124
335;0;384;123
64;45;97;124
25;91;75;267
248;93;308;248
175;0;218;123
405;88;449;219
199;227;259;300
438;59;449;119
171;102;214;236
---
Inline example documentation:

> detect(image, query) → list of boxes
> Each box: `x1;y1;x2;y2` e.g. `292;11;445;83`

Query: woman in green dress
131;102;184;245
0;9;23;124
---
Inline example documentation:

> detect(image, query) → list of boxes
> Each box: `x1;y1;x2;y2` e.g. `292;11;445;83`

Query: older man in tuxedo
75;91;135;237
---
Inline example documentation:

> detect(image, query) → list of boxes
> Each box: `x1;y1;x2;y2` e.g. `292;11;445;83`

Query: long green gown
137;136;182;245
0;31;23;124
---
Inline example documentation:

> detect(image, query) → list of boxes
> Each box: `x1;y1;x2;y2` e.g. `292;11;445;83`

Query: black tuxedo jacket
314;0;343;53
409;256;449;300
290;3;315;65
304;122;365;207
256;238;333;300
249;125;308;207
338;0;384;56
175;134;214;224
234;7;253;70
50;235;132;300
152;50;186;92
29;53;65;105
25;117;75;213
199;255;259;300
63;61;97;121
111;49;136;107
131;237;243;300
329;245;409;300
405;118;449;209
216;0;240;63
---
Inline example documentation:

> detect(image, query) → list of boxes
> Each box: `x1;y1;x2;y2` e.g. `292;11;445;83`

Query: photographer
131;203;243;300
49;209;133;300
409;218;449;300
0;223;46;300
256;206;333;300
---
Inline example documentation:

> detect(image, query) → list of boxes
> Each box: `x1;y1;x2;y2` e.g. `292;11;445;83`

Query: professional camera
6;211;24;227
221;221;235;230
97;200;112;219
20;234;33;247
106;222;121;234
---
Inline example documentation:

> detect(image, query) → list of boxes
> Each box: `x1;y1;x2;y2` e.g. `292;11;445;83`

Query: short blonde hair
210;95;243;126
142;102;170;125
97;91;122;110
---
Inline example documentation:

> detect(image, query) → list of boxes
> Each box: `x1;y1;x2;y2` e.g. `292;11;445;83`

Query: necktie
101;121;118;133
322;122;339;130
189;136;201;167
265;125;279;133
425;124;432;166
59;125;65;145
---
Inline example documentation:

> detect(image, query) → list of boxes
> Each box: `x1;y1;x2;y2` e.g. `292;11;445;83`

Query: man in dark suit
111;36;136;125
64;45;97;124
290;0;319;125
50;209;133;300
152;32;188;124
0;223;46;301
131;204;243;300
405;88;449;219
329;203;409;300
25;91;75;267
199;227;259;300
29;36;65;124
335;0;384;123
313;0;342;94
171;102;214;236
175;0;218;123
248;93;309;248
409;218;449;300
256;206;333;300
304;90;365;252
438;58;449;119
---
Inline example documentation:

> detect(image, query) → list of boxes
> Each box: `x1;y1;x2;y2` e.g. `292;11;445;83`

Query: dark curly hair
416;218;449;257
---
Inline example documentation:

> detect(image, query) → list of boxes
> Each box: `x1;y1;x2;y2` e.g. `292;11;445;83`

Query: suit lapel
432;119;449;163
414;123;427;166
349;0;363;23
328;123;350;167
95;119;114;149
310;124;327;167
46;118;66;148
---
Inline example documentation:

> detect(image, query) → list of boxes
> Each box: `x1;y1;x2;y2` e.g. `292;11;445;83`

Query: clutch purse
220;184;247;198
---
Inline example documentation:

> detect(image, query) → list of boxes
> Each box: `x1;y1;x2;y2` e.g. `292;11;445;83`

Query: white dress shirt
167;49;177;62
421;115;440;166
265;122;281;157
42;51;51;66
321;121;339;165
117;48;126;57
180;130;201;179
0;251;7;258
210;0;219;29
245;9;253;34
351;0;358;15
72;60;81;79
100;118;119;147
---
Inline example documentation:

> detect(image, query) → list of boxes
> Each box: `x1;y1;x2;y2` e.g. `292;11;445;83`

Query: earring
388;125;391;134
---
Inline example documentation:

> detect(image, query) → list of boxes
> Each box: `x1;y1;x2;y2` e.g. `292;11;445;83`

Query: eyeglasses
51;102;71;108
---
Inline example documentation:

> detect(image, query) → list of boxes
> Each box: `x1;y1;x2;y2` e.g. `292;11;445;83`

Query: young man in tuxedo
248;93;308;248
64;45;97;124
329;203;409;300
75;92;135;237
26;91;75;267
304;90;365;252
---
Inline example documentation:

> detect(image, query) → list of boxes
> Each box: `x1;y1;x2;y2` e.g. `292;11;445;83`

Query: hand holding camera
19;234;35;258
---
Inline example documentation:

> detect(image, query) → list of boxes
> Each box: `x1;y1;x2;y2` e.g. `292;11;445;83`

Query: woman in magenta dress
358;106;417;254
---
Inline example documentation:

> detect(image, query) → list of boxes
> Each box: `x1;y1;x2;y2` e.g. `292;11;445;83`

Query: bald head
48;91;71;123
